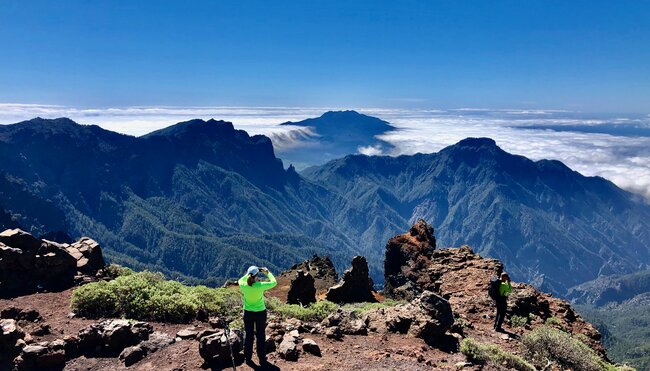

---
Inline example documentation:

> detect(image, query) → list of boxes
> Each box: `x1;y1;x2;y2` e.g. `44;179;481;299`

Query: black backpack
488;276;500;300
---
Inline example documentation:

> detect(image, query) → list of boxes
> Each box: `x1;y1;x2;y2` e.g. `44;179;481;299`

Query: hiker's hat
247;265;260;276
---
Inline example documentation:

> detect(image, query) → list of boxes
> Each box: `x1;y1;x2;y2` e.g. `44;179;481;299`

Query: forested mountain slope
0;117;359;283
303;137;650;294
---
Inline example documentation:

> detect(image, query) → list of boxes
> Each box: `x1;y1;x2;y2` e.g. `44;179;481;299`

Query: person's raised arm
259;268;277;290
238;274;248;287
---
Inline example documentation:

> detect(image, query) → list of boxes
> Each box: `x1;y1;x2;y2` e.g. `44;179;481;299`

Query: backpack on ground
488;276;500;300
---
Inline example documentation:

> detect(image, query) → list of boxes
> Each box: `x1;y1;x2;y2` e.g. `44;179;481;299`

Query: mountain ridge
0;116;648;297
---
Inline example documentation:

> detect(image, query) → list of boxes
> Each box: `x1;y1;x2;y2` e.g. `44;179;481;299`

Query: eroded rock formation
287;270;316;306
384;219;437;300
274;255;338;303
326;256;377;304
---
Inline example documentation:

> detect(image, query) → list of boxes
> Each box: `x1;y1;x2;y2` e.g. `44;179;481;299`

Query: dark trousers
243;309;267;362
494;297;507;329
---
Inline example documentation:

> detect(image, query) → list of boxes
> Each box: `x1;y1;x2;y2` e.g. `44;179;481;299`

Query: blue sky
0;0;649;112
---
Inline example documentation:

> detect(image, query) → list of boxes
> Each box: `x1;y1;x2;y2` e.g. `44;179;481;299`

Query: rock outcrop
119;332;175;366
73;319;153;356
66;237;105;276
198;329;242;367
322;309;368;336
383;221;606;356
287;270;317;305
273;255;338;303
384;219;437;300
0;229;106;297
364;291;453;340
326;256;377;304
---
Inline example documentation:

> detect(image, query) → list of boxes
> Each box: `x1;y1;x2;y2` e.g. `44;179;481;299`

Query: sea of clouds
1;103;649;201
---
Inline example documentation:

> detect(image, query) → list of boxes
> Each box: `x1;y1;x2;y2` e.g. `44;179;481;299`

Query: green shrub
229;317;244;331
265;297;338;322
70;280;119;318
103;264;134;279
71;271;242;323
511;315;528;328
460;338;535;371
545;316;561;326
521;326;629;371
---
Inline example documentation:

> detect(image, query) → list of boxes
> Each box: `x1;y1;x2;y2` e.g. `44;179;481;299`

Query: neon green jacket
499;281;512;297
238;272;277;312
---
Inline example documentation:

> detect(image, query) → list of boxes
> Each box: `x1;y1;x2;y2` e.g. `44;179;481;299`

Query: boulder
277;334;299;361
66;237;105;275
325;256;377;304
119;344;146;367
0;229;41;252
14;341;66;371
509;284;551;318
1;307;42;322
77;319;152;356
383;219;437;300
409;291;454;338
322;309;368;335
287;270;316;306
324;326;342;340
198;330;242;366
176;328;199;340
119;332;175;366
197;328;219;340
1;319;25;358
33;244;77;288
302;338;321;357
364;291;453;340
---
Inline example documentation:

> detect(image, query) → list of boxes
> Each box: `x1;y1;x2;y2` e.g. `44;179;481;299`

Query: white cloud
1;103;648;201
358;145;385;156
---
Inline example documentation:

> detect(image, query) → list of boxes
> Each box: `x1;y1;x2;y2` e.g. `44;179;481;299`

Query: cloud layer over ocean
1;103;649;201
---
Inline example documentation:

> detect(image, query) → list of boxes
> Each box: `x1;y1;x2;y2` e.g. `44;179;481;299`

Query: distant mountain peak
142;118;236;138
320;110;362;118
456;137;498;148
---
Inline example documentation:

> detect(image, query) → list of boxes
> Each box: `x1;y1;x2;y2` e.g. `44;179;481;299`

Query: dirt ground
0;288;524;371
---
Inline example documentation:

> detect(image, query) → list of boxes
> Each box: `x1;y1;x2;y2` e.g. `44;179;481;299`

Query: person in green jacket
238;265;277;365
494;272;512;332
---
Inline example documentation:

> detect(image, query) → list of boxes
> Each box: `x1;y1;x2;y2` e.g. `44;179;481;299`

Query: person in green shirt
494;272;512;332
238;265;277;365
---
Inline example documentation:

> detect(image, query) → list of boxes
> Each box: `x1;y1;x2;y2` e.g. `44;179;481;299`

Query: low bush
544;316;562;326
71;271;242;323
511;315;528;328
265;297;338;322
521;326;631;371
460;338;535;371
